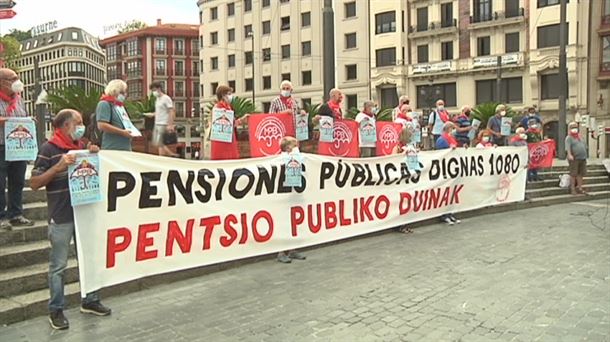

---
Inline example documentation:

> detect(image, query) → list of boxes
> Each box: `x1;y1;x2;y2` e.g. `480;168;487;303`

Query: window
505;0;520;18
602;35;610;73
537;0;560;8
302;98;311;108
263;102;271;112
211;82;218;95
127;39;139;56
505;32;519;53
199;10;203;24
155;38;165;54
441;3;453;27
262;48;271;61
416;83;457;108
417;45;428;63
210;7;218;20
346;95;357;109
262;21;271;35
244;0;252;12
191;39;199;56
344;33;357;49
126;61;142;77
210;32;218;45
263;75;271;89
244;25;252;38
280;0;289;3
175;39;184;55
302;71;312;85
155;60;166;76
175;60;184;75
346;64;357;80
474;0;493;22
245;51;253;64
375;11;396;34
345;2;356;18
175;102;185;118
475;77;523;103
281;17;290;31
106;45;117;61
281;73;290;81
175;81;185;97
227;3;235;16
262;0;270;7
441;41;453;60
228;54;236;67
541;73;560;100
211;57;218;70
302;12;311;27
417;7;428;32
226;81;235;92
376;47;396;67
228;29;235;42
302;41;311;56
192;61;199;76
245;78;253;91
281;45;290;59
537;24;566;48
477;36;491;56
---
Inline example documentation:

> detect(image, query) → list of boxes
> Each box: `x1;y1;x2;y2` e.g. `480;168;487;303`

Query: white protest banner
74;147;528;296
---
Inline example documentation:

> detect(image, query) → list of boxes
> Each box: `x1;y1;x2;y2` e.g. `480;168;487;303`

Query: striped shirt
269;96;300;133
32;142;74;224
0;96;29;144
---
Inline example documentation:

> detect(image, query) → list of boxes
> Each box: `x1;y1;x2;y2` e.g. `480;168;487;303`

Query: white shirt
155;94;174;125
355;112;376;148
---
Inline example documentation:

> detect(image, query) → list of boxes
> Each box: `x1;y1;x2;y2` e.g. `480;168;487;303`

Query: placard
211;108;235;143
359;118;377;145
296;113;309;141
283;152;304;187
469;119;481;141
4;117;37;161
501;117;512;136
319;116;334;142
68;150;102;206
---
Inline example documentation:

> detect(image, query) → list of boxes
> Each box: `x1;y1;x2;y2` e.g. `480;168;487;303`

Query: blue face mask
71;125;85;140
117;94;126;102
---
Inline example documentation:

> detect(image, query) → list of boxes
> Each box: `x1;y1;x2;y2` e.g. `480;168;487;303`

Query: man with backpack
427;99;450;149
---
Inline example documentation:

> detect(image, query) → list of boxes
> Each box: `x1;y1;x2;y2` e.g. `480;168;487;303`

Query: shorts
152;124;167;146
568;159;587;177
360;147;376;158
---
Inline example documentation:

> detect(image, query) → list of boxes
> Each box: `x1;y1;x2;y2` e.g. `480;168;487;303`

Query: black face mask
464;111;471;116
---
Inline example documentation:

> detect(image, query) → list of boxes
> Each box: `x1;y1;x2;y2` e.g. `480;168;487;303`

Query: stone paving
1;199;609;342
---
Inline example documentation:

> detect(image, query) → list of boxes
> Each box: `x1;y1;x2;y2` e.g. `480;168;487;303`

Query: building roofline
99;23;199;47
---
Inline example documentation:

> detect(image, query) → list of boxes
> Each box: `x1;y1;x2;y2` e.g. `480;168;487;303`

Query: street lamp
247;31;255;106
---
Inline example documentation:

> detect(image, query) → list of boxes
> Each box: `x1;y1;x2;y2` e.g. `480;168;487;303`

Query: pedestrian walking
0;67;34;230
149;81;179;157
30;109;112;330
566;122;588;195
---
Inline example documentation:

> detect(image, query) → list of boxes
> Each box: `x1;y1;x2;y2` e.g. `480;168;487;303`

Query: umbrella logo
529;143;549;165
496;174;511;202
6;125;33;148
212;114;233;133
329;121;353;157
379;125;399;149
70;159;99;190
254;116;286;156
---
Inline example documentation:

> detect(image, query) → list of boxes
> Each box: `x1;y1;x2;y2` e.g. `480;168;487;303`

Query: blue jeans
0;147;27;220
48;220;99;312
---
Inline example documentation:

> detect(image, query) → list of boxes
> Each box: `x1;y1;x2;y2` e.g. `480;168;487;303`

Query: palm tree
344;107;393;122
204;96;259;119
124;95;155;119
472;102;517;128
46;86;102;126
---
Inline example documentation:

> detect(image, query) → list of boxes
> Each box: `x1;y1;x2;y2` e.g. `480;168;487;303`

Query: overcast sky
0;0;198;38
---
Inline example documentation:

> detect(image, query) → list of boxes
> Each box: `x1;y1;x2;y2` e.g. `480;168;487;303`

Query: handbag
162;131;178;145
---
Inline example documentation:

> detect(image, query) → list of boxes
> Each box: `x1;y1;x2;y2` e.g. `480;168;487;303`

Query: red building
99;19;200;119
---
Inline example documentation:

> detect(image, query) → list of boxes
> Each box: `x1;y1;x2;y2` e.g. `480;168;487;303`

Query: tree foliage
125;96;155;119
117;20;148;34
46;86;102;126
205;96;259;119
472;102;517;128
5;29;32;42
0;36;21;70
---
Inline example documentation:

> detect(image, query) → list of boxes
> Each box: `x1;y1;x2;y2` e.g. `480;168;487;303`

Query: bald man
317;88;344;120
0;68;34;230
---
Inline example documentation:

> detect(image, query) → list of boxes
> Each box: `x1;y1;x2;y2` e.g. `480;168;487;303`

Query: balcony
409;61;455;76
600;15;610;33
600;62;610;78
408;19;458;38
470;8;525;29
470;52;524;69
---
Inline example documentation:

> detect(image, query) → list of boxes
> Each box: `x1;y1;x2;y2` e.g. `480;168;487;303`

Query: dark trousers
0;147;27;220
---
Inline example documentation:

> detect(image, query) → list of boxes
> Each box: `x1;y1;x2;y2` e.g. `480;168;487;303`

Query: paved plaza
1;200;609;342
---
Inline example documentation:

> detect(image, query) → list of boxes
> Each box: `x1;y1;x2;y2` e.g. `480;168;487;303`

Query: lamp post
247;31;255;106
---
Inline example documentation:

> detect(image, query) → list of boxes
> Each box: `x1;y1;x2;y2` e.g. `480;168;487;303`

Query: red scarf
441;132;458;148
100;94;124;107
279;96;293;110
510;135;524;143
216;100;233;111
48;129;83;151
0;90;20;116
396;112;411;121
437;109;450;123
569;132;580;141
481;142;493;148
327;100;342;120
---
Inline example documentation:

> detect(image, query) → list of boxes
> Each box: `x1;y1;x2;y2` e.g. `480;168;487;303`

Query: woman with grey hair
96;79;134;151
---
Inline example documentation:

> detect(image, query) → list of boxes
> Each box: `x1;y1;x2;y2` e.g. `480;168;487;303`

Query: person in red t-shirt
210;85;250;160
315;88;343;121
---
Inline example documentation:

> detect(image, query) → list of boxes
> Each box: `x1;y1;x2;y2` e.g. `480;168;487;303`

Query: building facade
100;20;200;157
16;27;106;116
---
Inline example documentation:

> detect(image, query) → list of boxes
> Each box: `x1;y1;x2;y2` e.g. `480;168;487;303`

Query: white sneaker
442;217;454;225
450;215;461;224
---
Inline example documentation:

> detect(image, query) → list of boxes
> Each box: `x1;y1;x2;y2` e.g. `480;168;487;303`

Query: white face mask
500;111;507;117
226;94;234;103
570;128;579;134
437;105;444;110
482;136;490;143
281;90;291;97
519;133;527;140
152;90;160;97
11;80;24;93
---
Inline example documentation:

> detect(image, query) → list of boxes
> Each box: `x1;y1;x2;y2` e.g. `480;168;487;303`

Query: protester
277;136;307;263
475;129;495;148
355;100;377;157
519;106;543;129
394;104;413;129
526;120;544;181
211;85;249;160
566;122;588;195
487;104;509;146
454;105;472;147
427;99;450;147
149;81;178;157
391;95;410;121
391;128;415;234
509;127;528;147
30;109;111;330
435;122;460;225
96;79;133;151
317;88;343;120
0;67;34;230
